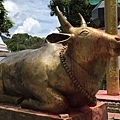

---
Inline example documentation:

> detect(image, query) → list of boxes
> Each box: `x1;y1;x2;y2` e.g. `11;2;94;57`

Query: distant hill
1;35;9;40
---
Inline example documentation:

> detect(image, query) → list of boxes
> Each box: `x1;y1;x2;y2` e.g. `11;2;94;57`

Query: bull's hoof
20;98;69;114
0;94;23;104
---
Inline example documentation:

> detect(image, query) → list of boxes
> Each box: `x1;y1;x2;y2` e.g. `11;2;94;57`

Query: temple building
0;36;8;52
0;36;9;61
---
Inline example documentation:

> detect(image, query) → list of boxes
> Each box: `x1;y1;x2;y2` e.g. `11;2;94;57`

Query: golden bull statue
0;7;120;113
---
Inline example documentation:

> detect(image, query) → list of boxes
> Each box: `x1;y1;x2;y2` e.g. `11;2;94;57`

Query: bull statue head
46;6;120;101
47;6;120;58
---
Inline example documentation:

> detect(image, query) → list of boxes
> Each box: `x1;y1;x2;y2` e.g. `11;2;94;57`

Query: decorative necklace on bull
59;46;97;106
55;6;96;106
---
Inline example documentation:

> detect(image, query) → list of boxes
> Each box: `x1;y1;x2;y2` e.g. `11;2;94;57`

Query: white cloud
14;17;41;35
3;1;28;25
3;1;20;20
3;0;60;37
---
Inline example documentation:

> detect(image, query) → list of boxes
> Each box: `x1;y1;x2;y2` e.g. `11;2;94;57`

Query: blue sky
3;0;59;37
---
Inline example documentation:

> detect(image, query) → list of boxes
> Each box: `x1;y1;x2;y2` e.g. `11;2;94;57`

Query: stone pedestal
0;102;108;120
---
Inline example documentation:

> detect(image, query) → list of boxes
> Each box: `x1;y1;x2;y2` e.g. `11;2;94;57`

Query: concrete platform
0;102;108;120
96;90;120;119
108;112;120;120
96;90;120;101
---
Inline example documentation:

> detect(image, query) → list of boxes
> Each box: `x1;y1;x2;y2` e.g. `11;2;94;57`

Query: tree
4;33;45;52
0;0;14;36
48;0;95;30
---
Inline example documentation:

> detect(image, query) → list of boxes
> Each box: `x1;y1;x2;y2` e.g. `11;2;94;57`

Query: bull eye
79;30;89;36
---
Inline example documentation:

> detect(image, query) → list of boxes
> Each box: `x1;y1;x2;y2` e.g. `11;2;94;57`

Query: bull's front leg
0;78;24;104
0;79;4;93
20;87;69;113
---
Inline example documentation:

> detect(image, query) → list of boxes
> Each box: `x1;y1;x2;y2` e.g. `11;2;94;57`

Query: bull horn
78;13;87;27
56;6;73;33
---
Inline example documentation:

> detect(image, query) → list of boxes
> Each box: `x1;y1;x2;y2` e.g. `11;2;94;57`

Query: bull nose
115;37;120;41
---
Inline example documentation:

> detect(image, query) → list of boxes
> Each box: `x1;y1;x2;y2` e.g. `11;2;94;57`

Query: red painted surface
108;113;120;119
96;90;120;101
96;90;120;119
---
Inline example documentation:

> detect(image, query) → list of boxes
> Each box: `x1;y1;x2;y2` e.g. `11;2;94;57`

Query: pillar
105;0;119;95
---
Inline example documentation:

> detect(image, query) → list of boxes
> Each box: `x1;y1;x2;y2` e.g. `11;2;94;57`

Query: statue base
0;102;108;120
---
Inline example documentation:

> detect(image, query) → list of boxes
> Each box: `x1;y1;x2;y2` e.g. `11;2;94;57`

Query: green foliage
48;0;95;29
4;33;45;52
0;0;14;36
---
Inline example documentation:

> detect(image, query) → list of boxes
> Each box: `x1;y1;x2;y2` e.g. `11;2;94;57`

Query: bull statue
0;6;120;114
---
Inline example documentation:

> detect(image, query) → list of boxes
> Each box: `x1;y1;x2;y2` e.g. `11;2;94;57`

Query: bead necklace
59;46;96;106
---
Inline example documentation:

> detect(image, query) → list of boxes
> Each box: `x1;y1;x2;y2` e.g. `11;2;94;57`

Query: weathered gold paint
105;0;119;95
0;7;120;114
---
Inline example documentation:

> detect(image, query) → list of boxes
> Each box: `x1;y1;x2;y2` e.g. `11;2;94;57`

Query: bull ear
46;33;72;44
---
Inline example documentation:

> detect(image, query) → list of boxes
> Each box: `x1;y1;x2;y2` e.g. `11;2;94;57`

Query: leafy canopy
48;0;95;29
0;0;14;36
4;33;45;52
